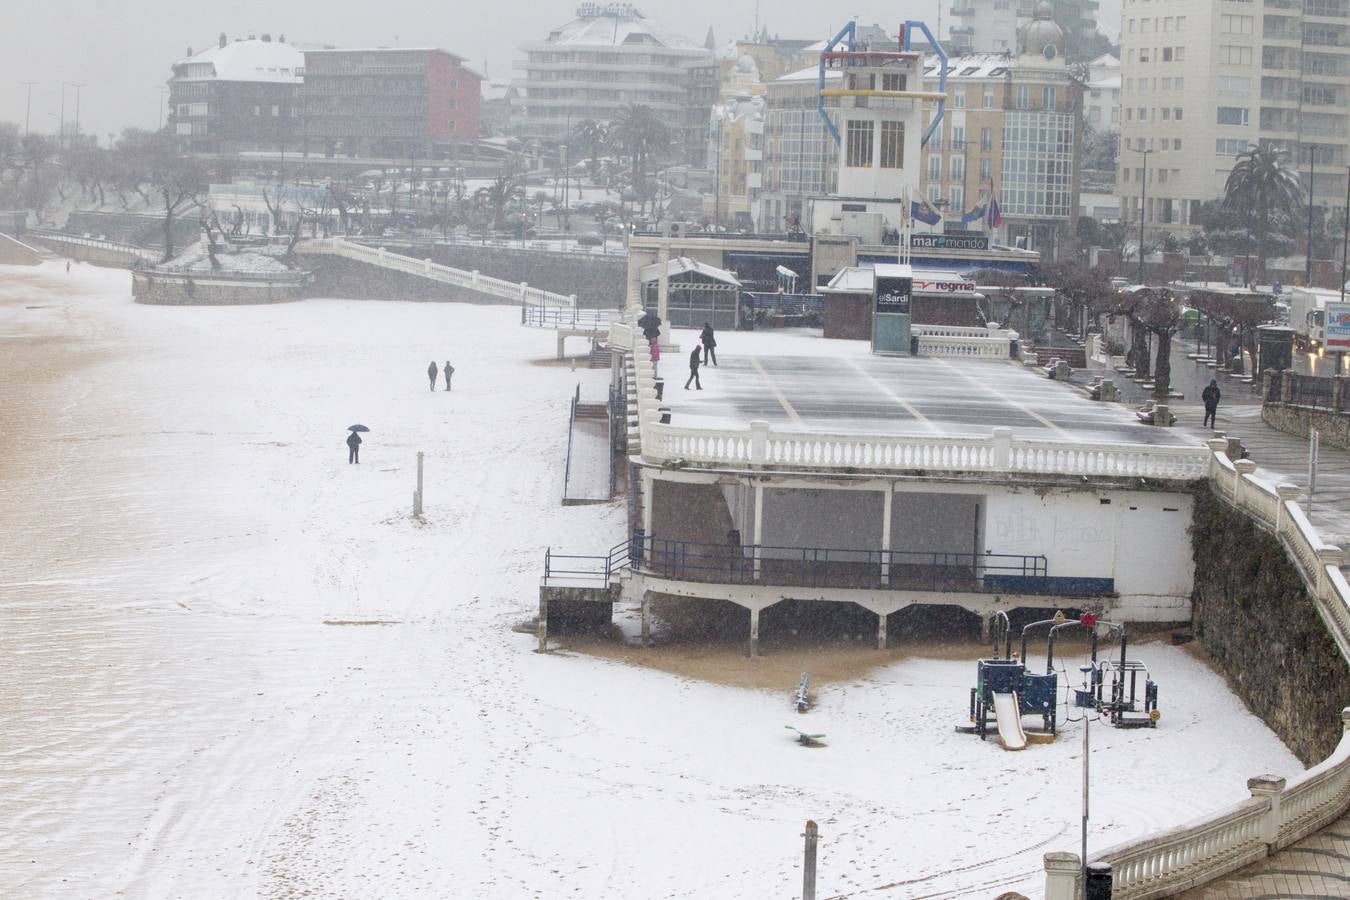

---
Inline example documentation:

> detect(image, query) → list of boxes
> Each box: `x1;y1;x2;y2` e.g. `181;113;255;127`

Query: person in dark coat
427;360;439;391
1202;379;1221;428
346;430;362;464
684;343;702;390
638;311;662;343
700;322;718;366
444;360;454;390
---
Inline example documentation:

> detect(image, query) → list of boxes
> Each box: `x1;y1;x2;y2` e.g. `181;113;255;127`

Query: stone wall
0;233;41;265
1262;403;1350;450
64;211;199;250
427;244;625;308
133;271;306;305
25;234;147;268
1190;486;1350;764
300;254;510;304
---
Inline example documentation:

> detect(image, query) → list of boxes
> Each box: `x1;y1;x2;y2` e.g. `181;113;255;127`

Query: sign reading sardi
875;274;912;313
911;233;990;251
1326;303;1350;349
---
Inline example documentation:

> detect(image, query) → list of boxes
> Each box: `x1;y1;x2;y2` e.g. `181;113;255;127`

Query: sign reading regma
910;233;990;251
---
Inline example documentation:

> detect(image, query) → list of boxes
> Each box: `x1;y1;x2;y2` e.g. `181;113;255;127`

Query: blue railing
541;533;1086;596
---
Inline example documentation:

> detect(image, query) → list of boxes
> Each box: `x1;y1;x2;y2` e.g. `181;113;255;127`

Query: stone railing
1044;441;1350;899
911;324;1016;360
26;228;160;262
297;237;575;307
1045;712;1350;900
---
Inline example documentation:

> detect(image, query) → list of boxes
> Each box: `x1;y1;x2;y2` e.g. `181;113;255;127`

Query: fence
562;383;580;502
522;305;610;330
297;238;575;306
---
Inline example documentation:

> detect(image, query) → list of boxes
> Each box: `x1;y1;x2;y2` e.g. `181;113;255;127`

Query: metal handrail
542;539;632;584
522;305;611;329
562;383;580;499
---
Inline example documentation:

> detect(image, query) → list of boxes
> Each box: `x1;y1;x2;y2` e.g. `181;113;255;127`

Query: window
1164;16;1174;30
983;85;995;108
1217;106;1249;126
845;119;874;166
1015;85;1029;109
1174;107;1183;119
979;158;992;180
952;125;965;147
1162;77;1172;90
1174;139;1181;150
1218;75;1249;93
1218;45;1253;65
881;72;907;91
951;185;964;211
980;126;993;150
1140;48;1150;63
1163;47;1173;61
1177;16;1185;30
951;156;965;179
1216;137;1246;155
1042;85;1056;108
1220;14;1253;34
928;154;941;180
879;121;904;168
1175;47;1185;62
1162;107;1171;120
954;87;966;108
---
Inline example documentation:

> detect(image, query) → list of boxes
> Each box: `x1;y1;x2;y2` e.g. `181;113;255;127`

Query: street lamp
1127;145;1151;284
20;81;37;135
1306;145;1318;285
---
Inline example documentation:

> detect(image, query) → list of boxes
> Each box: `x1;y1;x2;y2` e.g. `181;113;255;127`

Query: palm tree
570;119;609;175
1222;145;1303;284
610;104;669;209
473;168;524;231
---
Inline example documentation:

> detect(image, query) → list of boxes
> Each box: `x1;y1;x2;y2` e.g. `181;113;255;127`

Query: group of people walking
427;360;455;391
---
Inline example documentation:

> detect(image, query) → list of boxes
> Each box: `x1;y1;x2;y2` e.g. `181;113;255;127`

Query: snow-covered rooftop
526;8;702;51
173;39;304;84
923;53;1015;80
639;256;740;285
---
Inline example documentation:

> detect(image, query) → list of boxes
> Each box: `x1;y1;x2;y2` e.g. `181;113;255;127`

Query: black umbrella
348;424;370;432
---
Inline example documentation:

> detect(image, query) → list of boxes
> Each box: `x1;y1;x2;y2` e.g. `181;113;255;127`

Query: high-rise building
1117;0;1349;241
514;2;713;163
949;0;1103;61
705;94;765;229
1084;53;1121;135
167;34;304;155
759;65;840;232
300;48;481;159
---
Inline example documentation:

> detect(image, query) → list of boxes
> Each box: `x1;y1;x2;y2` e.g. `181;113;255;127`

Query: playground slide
992;692;1028;751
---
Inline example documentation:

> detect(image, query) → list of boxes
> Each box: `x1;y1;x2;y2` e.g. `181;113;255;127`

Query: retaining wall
1190;486;1350;765
1262;403;1350;451
428;243;625;308
133;271;306;306
301;254;512;304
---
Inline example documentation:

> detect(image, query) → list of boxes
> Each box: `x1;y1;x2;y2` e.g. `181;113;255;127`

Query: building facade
1117;0;1350;241
949;0;1102;60
1084;52;1121;134
301;48;480;159
167;34;304;155
759;67;840;233
705;94;765;228
513;2;713;163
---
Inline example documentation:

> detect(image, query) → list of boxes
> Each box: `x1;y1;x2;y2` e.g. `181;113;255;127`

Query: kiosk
872;263;914;354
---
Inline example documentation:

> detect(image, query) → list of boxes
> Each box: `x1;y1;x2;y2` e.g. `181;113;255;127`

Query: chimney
262;33;271;42
187;46;194;57
219;32;227;48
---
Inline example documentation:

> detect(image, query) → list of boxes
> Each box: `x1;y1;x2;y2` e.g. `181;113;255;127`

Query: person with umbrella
638;311;662;343
700;322;718;366
427;360;439;391
346;425;368;464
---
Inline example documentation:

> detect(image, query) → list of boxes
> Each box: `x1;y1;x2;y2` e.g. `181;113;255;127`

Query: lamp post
1128;146;1152;284
1307;146;1317;285
20;81;37;135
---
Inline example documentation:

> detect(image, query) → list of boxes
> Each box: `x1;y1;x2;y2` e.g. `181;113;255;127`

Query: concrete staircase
588;342;613;369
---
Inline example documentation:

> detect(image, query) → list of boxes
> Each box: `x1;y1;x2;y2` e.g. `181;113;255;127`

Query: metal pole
1307;147;1316;285
1309;429;1320;519
1340;165;1349;306
1138;148;1149;284
73;84;84;141
21;81;36;135
415;451;424;515
802;820;818;900
1082;711;1090;900
59;83;66;145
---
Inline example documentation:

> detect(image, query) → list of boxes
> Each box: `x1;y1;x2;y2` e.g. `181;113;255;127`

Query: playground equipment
957;611;1161;747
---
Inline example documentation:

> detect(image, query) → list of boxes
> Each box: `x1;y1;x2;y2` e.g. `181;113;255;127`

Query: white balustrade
297;237;575;307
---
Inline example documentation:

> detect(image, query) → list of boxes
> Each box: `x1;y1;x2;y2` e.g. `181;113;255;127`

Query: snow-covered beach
0;262;1303;898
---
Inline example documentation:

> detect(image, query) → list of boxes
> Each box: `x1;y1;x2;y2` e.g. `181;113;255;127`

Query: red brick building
301;48;481;158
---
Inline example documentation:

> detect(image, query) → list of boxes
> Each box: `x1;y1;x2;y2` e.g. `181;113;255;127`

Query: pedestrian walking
444;360;454;390
700;322;718;366
684;343;702;390
649;337;660;378
65;259;71;274
427;360;439;391
346;430;362;464
638;311;662;343
1202;379;1221;429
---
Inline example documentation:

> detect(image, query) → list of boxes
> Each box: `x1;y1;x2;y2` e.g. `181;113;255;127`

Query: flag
988;187;1003;228
911;197;942;226
961;202;986;224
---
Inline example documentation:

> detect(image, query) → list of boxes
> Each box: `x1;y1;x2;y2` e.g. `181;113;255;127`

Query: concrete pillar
880;482;894;586
657;241;671;344
980;614;991;643
752;483;764;580
642;469;655;539
1042;851;1080;900
536;597;548;653
749;607;760;657
641;592;651;646
991;426;1013;469
1234;458;1257;503
556;332;565;360
1281;372;1294;404
749;419;770;464
1247;774;1286;849
876;611;888;650
1276;483;1299;532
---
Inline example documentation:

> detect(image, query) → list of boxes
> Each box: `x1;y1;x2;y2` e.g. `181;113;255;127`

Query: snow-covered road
0;262;1301;898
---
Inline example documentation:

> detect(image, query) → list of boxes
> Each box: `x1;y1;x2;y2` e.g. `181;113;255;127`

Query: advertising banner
1326;302;1350;349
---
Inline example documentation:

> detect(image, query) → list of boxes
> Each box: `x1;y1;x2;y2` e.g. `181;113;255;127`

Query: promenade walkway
1083;340;1350;898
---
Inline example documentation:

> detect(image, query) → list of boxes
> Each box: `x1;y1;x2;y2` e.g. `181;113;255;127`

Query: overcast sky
0;0;1119;142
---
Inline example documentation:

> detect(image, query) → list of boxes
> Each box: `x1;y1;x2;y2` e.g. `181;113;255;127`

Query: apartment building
705;94;765;228
167;34;304;155
514;2;713;163
759;66;840;232
1118;0;1350;239
949;0;1101;59
301;48;481;159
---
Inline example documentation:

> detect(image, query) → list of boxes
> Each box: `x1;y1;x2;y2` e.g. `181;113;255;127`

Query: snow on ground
0;263;1303;898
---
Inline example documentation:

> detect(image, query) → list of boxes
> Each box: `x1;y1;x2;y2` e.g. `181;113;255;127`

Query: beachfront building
300;48;481;159
167;34;304;155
